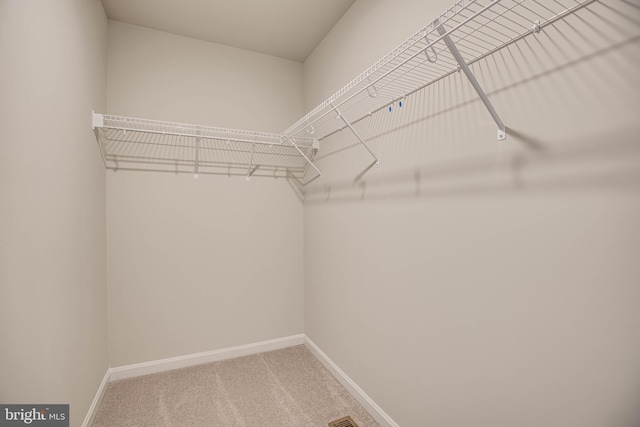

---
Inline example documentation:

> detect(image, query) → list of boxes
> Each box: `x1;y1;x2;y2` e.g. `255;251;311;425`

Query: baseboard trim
109;334;305;381
304;336;400;427
81;369;110;427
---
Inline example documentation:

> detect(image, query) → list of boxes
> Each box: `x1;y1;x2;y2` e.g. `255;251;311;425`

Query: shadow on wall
304;129;640;204
106;165;307;202
303;0;640;204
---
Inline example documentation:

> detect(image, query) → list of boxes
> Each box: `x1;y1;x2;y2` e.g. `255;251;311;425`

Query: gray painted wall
105;21;305;367
0;1;109;425
303;0;640;426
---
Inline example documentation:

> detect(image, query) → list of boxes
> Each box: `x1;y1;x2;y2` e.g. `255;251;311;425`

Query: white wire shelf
93;0;598;181
283;0;597;142
92;113;317;180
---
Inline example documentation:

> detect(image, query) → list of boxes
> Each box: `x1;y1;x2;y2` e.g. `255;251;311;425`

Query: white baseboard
109;334;305;381
81;369;110;427
304;336;400;427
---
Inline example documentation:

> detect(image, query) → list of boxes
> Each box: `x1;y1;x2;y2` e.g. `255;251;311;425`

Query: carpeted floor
92;345;381;426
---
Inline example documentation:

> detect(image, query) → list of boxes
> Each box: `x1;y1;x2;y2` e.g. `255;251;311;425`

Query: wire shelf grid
94;114;316;177
282;0;597;141
93;0;598;179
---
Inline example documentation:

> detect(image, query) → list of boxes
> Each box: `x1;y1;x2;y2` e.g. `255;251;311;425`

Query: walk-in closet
2;0;639;426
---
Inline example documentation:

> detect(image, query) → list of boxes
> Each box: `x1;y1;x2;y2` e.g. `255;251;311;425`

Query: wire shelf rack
283;0;597;142
93;114;317;179
93;0;598;181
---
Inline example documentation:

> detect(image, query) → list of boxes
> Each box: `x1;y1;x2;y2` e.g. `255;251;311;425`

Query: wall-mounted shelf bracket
246;142;256;181
91;110;103;129
532;20;541;33
194;135;200;179
435;20;507;140
285;136;323;179
332;105;380;167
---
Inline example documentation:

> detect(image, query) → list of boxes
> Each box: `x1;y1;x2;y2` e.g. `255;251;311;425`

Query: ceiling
101;0;355;62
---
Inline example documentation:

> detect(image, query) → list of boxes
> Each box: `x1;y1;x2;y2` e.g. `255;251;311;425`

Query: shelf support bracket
194;136;200;179
91;111;108;168
285;136;323;179
92;111;104;129
246;143;256;181
333;105;380;167
435;21;506;140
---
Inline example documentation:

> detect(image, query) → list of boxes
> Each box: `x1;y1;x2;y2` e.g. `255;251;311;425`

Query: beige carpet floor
92;345;381;426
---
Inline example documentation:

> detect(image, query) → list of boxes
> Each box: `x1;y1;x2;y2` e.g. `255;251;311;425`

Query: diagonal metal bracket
194;126;201;179
435;21;506;140
333;105;380;167
246;142;256;181
194;136;200;179
285;136;323;179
